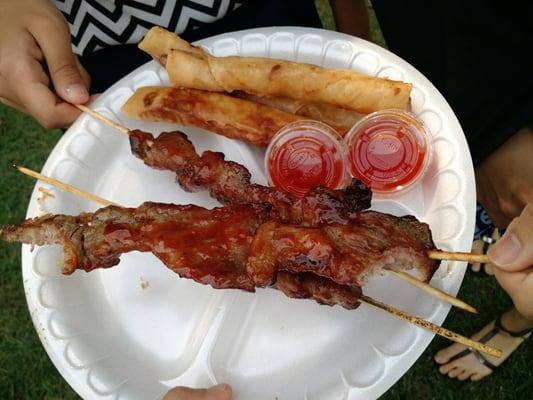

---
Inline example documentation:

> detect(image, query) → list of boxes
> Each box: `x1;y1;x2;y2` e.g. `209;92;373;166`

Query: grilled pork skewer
16;166;479;314
75;105;490;264
2;201;437;287
0;200;497;357
70;107;486;313
77;105;371;227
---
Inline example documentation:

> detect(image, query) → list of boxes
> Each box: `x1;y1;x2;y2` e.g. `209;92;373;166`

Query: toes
471;240;483;253
458;370;473;381
484;263;495;275
434;350;447;364
471;263;480;272
470;370;492;381
439;362;456;375
448;367;464;378
434;343;466;364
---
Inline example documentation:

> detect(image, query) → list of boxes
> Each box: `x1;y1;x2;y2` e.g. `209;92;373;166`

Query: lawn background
0;1;531;399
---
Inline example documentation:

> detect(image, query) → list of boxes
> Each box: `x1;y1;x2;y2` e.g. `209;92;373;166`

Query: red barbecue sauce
267;125;346;197
346;111;430;193
101;207;258;289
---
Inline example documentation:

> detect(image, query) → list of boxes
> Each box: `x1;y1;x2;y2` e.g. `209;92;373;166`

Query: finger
493;267;528;292
493;267;533;318
11;57;81;128
29;18;89;104
17;81;81;128
489;204;533;271
0;94;29;114
163;385;232;400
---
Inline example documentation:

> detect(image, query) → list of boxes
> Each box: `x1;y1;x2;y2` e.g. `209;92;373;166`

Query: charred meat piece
129;129;372;226
1;203;438;309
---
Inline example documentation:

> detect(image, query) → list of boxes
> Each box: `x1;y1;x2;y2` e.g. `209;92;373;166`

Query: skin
475;127;533;228
470;229;500;275
163;384;232;400
435;125;532;380
329;0;370;40
491;204;533;319
0;0;371;129
0;0;92;128
9;0;530;389
436;203;533;380
0;2;367;397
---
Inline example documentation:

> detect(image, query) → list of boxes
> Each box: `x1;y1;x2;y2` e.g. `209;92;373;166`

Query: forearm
329;0;370;40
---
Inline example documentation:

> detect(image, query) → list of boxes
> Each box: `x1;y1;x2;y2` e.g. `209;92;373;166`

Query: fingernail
207;384;230;394
488;232;521;266
64;84;89;103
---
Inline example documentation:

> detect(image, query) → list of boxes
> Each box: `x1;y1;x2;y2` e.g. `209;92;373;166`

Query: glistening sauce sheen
346;112;429;193
102;209;258;289
267;130;345;197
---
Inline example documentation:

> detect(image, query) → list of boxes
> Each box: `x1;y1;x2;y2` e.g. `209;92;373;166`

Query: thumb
49;53;89;104
163;384;232;400
488;204;533;271
31;19;89;104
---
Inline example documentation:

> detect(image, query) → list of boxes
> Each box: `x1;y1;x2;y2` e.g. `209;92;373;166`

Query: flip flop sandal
443;314;533;372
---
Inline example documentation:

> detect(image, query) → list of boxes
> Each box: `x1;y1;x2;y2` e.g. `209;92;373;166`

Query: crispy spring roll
138;27;412;114
202;53;411;114
233;92;364;130
138;26;204;64
122;86;313;146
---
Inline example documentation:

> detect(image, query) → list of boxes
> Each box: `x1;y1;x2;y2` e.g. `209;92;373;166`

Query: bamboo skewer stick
359;296;501;358
75;104;129;134
428;250;490;265
16;166;119;207
13;167;500;358
390;271;478;314
76;105;491;266
16;165;478;314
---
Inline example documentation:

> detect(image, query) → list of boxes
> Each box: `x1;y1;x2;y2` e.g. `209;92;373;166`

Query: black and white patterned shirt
52;0;244;55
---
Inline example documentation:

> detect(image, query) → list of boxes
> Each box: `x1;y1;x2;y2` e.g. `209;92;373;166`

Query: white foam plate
22;27;475;400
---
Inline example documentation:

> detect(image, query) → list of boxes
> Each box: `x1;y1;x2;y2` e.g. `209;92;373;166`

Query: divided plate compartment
22;28;475;400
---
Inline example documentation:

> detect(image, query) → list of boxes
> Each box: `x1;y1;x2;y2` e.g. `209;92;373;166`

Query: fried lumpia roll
122;86;310;146
138;26;203;64
232;92;364;131
166;49;411;114
139;27;412;114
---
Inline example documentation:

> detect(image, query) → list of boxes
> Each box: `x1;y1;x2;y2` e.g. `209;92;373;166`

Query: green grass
1;3;532;399
0;106;77;399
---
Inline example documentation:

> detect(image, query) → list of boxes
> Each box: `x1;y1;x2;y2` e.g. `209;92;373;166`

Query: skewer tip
465;304;479;314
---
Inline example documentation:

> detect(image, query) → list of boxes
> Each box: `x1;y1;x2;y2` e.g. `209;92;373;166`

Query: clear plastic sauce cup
344;109;432;194
265;121;348;197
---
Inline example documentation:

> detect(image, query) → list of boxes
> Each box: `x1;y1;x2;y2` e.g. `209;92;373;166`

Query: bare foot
470;229;501;275
434;308;533;381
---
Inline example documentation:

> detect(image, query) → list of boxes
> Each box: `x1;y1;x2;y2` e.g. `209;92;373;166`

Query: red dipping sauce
345;110;431;194
266;121;347;197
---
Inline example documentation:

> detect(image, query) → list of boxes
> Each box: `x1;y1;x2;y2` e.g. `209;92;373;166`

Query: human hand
475;126;533;227
0;0;91;128
162;384;232;400
489;204;533;319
